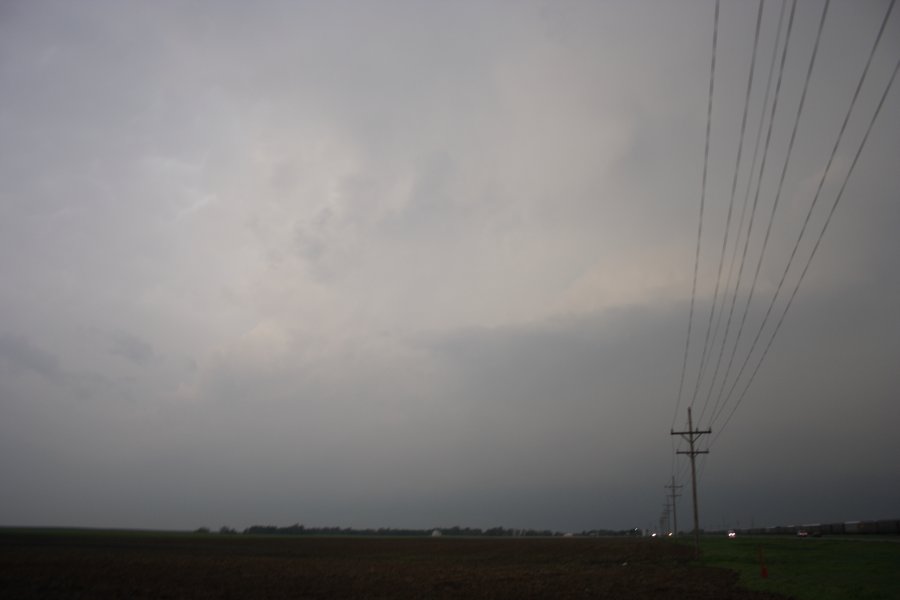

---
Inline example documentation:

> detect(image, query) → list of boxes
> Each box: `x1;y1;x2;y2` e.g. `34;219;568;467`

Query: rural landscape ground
0;529;774;599
0;529;811;599
2;528;898;599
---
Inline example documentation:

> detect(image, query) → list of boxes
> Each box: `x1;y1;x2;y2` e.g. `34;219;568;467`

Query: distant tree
219;526;237;535
244;525;278;535
194;527;210;534
281;523;305;535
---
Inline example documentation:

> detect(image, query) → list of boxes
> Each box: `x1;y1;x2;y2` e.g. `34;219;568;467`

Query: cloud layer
1;0;898;531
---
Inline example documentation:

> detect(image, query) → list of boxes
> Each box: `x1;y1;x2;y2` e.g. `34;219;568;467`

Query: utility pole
665;476;683;536
671;406;710;556
663;498;672;537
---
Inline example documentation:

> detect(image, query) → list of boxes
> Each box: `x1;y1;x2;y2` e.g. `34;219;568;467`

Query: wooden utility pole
662;501;668;534
663;499;673;535
665;476;683;536
671;407;710;556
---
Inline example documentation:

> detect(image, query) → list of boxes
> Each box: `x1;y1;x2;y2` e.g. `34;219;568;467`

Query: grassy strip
698;535;900;600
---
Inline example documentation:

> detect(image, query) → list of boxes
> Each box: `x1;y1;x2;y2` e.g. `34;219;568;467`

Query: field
699;535;900;600
0;529;784;599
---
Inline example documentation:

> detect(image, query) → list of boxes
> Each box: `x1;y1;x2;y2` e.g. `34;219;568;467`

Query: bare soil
0;531;788;599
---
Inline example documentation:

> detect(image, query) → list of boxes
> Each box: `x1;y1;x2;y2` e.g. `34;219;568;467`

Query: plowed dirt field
0;531;788;599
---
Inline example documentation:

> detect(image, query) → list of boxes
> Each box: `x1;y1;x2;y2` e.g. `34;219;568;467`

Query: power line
705;0;791;427
697;0;766;424
712;0;828;425
712;2;899;441
672;0;720;429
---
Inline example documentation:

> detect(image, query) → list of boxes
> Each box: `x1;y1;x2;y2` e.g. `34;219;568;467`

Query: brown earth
0;532;788;599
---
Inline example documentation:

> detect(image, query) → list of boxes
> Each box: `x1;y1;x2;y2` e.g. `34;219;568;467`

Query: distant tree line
242;524;428;537
580;528;644;537
237;524;565;537
205;524;646;537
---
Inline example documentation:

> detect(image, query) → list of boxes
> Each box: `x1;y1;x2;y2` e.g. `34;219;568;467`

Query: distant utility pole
663;498;672;537
671;406;711;556
665;476;683;536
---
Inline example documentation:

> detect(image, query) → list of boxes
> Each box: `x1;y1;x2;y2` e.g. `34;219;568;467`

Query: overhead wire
701;0;789;426
714;0;831;425
671;0;720;431
712;0;899;442
713;0;828;425
696;0;767;425
706;0;797;426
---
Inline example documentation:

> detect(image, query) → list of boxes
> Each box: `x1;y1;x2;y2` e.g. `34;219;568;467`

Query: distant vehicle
797;530;808;537
727;530;736;538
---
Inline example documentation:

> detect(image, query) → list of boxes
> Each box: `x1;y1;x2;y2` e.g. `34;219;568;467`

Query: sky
0;0;898;533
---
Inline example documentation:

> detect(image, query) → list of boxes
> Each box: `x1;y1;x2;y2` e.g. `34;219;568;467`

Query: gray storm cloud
0;0;898;531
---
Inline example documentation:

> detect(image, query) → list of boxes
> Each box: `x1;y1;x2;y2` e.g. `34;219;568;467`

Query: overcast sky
1;0;898;533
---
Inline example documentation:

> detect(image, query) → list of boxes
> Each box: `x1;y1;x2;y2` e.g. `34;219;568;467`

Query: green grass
698;535;900;600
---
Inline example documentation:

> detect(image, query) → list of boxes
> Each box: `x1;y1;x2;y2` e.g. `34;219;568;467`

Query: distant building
431;529;442;537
